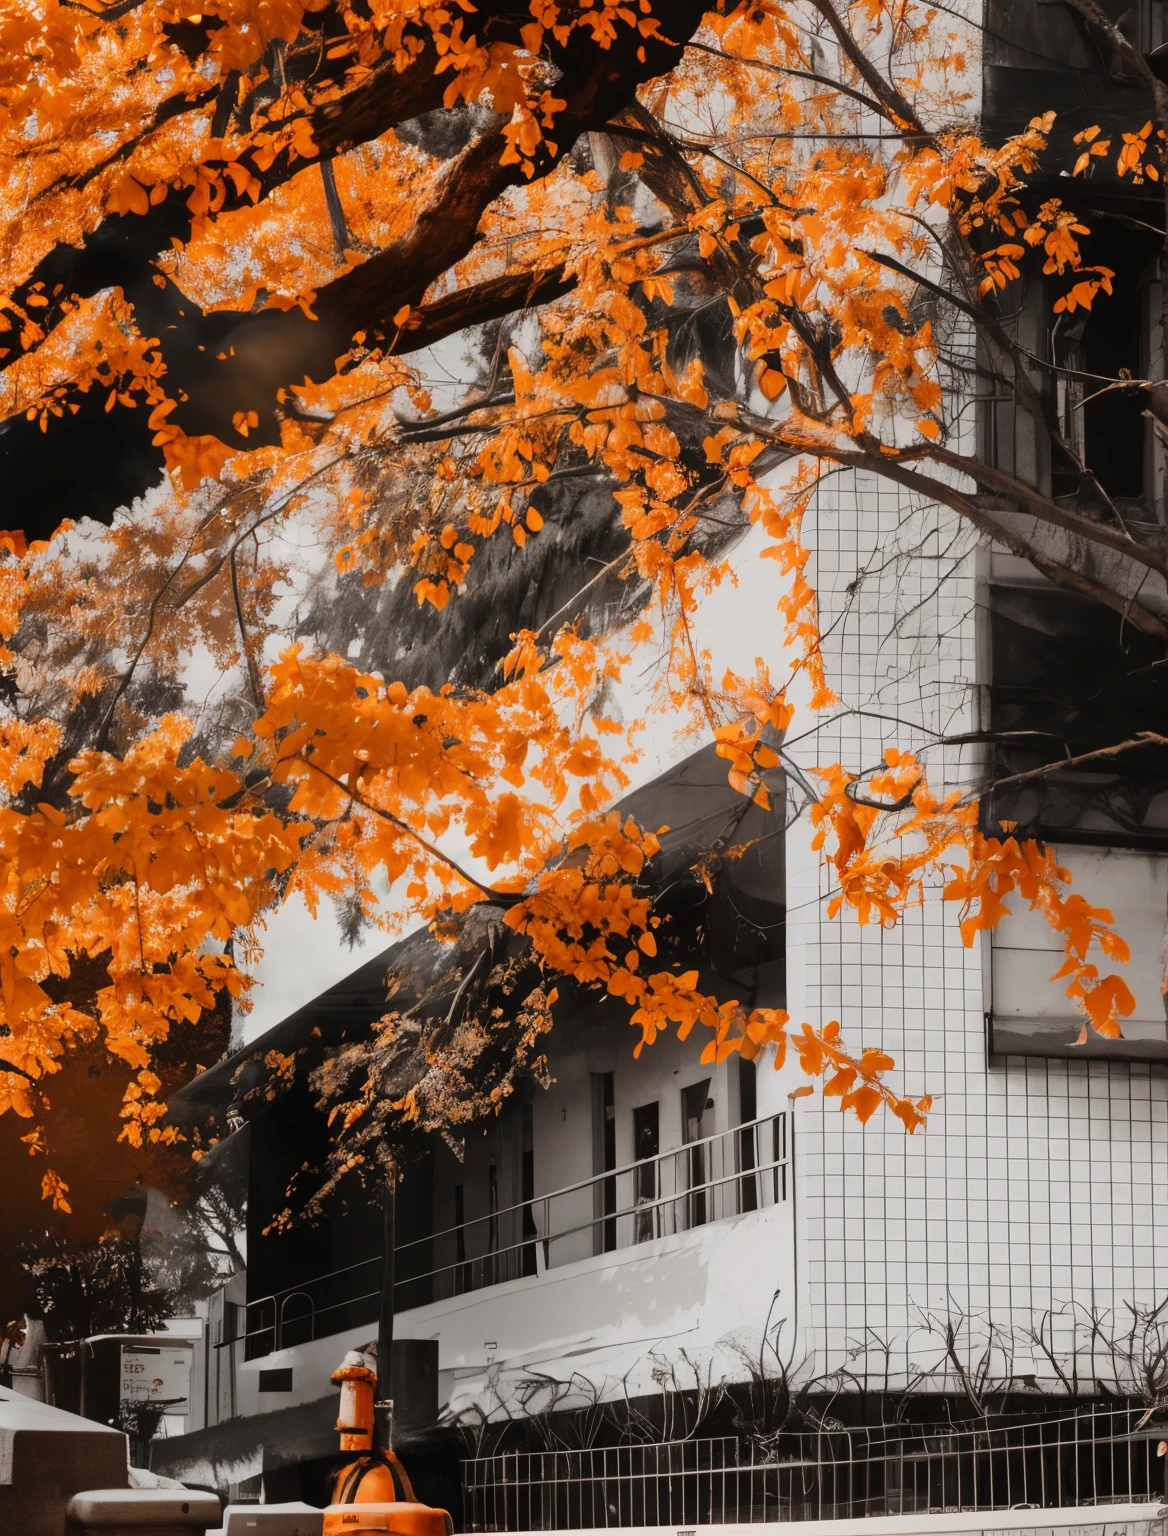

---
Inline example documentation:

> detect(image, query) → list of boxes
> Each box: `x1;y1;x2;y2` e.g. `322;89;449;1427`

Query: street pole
374;1179;395;1454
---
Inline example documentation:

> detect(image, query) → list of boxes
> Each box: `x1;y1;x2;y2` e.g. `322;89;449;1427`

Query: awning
170;741;785;1121
169;923;443;1119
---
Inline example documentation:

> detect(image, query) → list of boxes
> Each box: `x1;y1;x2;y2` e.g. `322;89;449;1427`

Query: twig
230;547;265;714
289;755;520;908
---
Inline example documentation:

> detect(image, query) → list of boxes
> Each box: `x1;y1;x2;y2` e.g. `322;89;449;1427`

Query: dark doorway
592;1072;617;1253
682;1079;713;1229
521;1101;537;1277
454;1184;469;1294
737;1056;759;1214
633;1101;659;1242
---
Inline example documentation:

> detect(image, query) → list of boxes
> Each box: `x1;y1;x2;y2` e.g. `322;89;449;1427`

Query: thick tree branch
737;420;1168;638
804;0;927;133
834;452;1168;639
397;266;577;355
925;447;1168;580
311;37;445;158
11;4;707;414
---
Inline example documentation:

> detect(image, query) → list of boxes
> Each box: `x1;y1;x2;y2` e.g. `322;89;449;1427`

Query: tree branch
290;755;521;909
804;0;927;133
740;428;1168;639
0;1058;37;1082
978;731;1168;801
925;446;1168;580
230;547;265;715
685;39;888;119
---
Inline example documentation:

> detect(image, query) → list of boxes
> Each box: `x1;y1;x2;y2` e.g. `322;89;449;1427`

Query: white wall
232;1198;796;1421
786;471;1168;1390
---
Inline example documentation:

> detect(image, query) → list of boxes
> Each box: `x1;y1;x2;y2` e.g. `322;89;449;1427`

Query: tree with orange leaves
0;0;1162;1207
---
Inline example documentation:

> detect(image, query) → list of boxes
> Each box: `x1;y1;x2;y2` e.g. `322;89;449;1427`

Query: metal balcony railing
233;1111;788;1359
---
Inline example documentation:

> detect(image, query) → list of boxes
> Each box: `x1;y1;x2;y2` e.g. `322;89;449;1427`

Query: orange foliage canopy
0;0;1150;1199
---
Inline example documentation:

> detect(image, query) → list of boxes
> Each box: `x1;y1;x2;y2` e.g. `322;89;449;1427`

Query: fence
462;1408;1168;1531
236;1112;787;1359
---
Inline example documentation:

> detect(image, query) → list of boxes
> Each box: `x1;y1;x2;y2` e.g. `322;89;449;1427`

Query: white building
157;494;1168;1507
157;0;1168;1513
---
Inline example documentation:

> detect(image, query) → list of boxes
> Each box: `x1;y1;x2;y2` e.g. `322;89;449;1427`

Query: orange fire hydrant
322;1351;452;1536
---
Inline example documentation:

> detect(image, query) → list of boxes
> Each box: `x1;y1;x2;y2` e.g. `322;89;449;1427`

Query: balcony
233;1111;788;1360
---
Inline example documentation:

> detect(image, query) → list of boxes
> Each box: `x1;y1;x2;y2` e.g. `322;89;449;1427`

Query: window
983;581;1168;848
521;1101;537;1278
983;575;1168;1060
1050;231;1151;502
258;1368;293;1392
487;1157;499;1286
453;1183;469;1294
981;202;1158;510
990;844;1168;1060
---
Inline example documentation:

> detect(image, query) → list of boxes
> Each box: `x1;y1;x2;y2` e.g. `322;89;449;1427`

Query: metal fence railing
461;1408;1168;1531
235;1112;788;1360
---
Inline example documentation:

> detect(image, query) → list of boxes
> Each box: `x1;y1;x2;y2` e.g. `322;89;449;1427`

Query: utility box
389;1341;438;1438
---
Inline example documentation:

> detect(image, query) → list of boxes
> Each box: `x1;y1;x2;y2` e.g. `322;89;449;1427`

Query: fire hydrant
322;1352;452;1536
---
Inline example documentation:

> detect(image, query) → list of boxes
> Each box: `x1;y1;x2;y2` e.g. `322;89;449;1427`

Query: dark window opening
592;1072;617;1254
633;1101;659;1243
737;1056;758;1214
982;583;1168;847
258;1368;293;1393
521;1101;537;1278
1050;230;1153;502
394;1149;434;1312
454;1183;469;1294
487;1158;499;1285
682;1080;713;1229
1082;276;1144;499
983;579;1168;1063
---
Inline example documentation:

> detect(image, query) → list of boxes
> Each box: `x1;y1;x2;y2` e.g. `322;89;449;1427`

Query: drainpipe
374;1180;395;1453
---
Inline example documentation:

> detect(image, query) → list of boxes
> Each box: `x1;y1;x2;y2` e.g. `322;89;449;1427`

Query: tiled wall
786;472;1168;1389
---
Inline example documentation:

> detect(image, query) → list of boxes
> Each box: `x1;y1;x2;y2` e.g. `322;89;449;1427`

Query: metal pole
375;1179;395;1453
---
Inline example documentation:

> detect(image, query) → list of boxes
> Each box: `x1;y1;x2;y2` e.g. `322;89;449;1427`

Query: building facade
160;0;1168;1510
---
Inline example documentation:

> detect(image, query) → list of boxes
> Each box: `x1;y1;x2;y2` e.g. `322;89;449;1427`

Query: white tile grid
787;471;1168;1391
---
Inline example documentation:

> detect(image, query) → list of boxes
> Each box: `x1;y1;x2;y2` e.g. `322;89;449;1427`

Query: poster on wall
119;1343;193;1410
